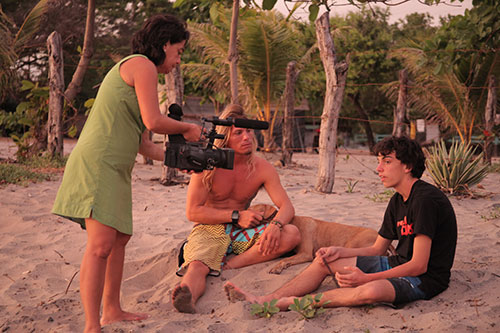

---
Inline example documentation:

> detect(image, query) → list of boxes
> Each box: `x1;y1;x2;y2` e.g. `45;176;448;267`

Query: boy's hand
335;266;368;287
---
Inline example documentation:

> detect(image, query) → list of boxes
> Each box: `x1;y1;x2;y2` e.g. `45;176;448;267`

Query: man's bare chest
209;170;262;203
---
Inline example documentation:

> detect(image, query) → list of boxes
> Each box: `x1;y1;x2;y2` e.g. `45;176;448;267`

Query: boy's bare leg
101;231;148;325
225;225;300;269
172;260;210;313
225;257;357;309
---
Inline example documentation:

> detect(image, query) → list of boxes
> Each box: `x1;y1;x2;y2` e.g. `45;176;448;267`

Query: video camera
163;104;269;172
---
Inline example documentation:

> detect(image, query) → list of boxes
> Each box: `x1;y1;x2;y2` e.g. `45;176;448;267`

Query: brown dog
250;203;389;274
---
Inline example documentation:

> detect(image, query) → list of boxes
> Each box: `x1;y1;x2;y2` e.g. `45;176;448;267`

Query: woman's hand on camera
182;123;202;142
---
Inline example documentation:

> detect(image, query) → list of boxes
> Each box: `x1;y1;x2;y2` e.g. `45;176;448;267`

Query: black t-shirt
378;180;457;297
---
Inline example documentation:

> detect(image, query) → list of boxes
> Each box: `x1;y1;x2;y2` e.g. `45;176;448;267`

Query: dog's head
248;203;278;221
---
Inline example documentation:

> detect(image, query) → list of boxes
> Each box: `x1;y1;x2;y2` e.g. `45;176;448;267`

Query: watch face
232;210;239;222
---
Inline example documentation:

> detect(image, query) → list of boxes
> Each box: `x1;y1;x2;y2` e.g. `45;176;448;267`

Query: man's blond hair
202;104;257;191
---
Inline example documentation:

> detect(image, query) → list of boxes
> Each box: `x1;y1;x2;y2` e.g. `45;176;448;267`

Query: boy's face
376;152;411;188
227;126;254;155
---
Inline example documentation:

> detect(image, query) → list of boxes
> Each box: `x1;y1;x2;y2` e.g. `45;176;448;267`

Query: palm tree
384;2;499;143
0;0;49;104
183;8;305;149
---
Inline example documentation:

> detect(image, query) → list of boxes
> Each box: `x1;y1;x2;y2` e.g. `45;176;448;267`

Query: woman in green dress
52;14;200;333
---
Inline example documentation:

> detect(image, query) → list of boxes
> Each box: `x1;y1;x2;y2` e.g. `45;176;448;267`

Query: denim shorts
356;256;427;305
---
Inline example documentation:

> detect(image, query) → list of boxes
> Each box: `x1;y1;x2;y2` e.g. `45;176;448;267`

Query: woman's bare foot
224;281;259;303
172;285;196;313
100;310;149;326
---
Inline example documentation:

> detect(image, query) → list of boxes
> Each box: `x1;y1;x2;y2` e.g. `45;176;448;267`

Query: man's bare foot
100;310;149;326
224;281;258;303
172;285;196;313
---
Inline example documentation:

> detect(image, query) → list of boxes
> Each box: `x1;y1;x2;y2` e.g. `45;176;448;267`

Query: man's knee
281;224;301;249
186;260;210;274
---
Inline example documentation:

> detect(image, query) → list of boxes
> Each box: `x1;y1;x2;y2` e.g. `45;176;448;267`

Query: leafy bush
250;299;280;318
424;140;489;194
288;293;330;320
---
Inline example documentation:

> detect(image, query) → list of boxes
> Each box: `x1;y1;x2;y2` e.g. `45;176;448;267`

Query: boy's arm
318;235;392;263
335;234;432;287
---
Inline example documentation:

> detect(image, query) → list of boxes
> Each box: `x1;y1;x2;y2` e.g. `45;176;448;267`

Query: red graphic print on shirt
397;216;414;236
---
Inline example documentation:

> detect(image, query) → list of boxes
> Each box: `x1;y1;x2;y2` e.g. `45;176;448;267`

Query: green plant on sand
250;299;280;318
424;140;489;195
288;293;330;320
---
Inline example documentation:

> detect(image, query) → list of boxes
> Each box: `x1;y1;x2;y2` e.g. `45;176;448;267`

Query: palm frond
13;0;49;51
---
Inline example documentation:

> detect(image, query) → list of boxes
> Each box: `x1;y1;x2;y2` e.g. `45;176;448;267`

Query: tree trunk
282;61;298;165
228;0;239;104
64;0;95;103
315;12;349;193
160;65;184;185
348;92;375;152
484;75;497;164
47;31;64;158
393;69;408;137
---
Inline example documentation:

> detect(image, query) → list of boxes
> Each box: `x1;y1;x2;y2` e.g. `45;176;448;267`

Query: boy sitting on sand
225;136;457;310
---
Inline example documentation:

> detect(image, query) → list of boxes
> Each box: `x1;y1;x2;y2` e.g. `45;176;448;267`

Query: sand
0;137;499;332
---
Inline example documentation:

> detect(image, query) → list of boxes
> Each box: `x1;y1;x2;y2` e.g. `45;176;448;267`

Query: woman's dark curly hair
131;14;190;66
373;136;426;178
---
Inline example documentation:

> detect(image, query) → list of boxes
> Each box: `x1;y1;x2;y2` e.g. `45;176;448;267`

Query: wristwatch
231;210;240;224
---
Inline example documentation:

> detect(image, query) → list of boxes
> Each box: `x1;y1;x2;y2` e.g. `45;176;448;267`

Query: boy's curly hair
373;136;426;178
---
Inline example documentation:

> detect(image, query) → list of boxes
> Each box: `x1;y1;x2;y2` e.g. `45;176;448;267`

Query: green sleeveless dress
52;55;147;235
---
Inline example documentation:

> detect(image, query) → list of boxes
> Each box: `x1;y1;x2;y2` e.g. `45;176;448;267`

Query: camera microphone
168;103;183;120
167;103;186;144
233;118;269;130
207;117;269;130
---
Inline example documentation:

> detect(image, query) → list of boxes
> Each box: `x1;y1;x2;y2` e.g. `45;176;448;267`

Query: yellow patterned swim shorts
177;222;268;276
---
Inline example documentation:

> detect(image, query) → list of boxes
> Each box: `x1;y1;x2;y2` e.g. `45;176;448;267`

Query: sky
268;0;473;24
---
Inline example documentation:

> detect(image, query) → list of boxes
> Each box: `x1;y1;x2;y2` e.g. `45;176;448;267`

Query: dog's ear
248;204;277;220
264;205;278;219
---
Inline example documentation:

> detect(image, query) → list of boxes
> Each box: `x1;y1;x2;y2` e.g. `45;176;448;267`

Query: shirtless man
225;136;457;311
172;104;301;313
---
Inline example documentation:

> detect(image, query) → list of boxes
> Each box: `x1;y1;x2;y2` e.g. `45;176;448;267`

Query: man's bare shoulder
253;156;275;169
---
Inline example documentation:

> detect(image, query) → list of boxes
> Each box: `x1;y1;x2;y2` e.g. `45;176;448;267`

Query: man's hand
257;223;281;256
237;210;263;229
315;246;343;264
335;266;369;288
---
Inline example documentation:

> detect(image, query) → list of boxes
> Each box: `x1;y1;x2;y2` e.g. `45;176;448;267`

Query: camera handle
203;121;225;150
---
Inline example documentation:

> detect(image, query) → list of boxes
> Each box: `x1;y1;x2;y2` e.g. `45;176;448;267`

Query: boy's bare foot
100;310;149;326
224;281;258;303
172;285;196;313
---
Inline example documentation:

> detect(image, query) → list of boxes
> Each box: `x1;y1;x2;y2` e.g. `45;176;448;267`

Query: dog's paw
268;265;284;275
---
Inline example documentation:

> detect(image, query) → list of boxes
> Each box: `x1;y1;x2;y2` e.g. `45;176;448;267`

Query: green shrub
250;299;280;318
424;140;489;194
288;293;330;320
